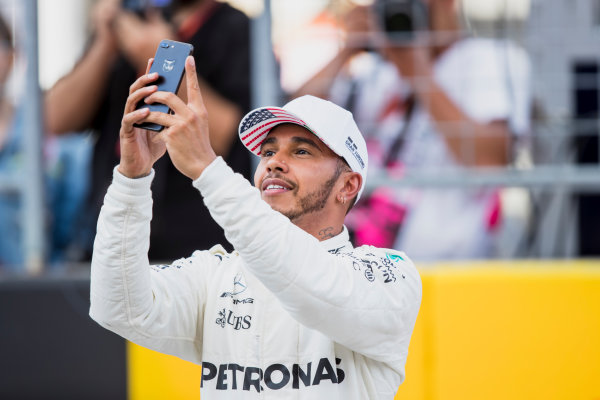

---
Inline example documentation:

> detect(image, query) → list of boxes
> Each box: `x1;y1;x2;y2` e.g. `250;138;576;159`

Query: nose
265;153;289;173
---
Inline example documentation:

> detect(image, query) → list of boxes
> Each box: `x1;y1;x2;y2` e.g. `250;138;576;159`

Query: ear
338;171;362;202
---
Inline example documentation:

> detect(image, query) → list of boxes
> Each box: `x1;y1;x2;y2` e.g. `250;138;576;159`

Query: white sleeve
89;167;218;364
194;157;422;367
437;39;532;136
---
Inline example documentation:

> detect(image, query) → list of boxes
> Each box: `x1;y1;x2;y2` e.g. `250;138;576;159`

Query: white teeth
266;185;286;190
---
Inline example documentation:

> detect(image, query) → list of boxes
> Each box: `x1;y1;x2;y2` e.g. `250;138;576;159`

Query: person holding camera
44;0;254;261
89;55;422;398
297;0;531;260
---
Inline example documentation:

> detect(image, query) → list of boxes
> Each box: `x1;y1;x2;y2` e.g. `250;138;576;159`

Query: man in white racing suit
89;55;422;399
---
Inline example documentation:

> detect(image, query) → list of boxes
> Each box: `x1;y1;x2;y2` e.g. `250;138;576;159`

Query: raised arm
385;45;515;167
89;61;213;363
294;6;374;99
44;0;119;134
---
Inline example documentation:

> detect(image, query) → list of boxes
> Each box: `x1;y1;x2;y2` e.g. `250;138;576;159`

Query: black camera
375;0;429;43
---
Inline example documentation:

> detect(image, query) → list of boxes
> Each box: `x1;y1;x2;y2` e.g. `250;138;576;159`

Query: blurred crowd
295;0;531;260
1;0;253;272
1;0;594;273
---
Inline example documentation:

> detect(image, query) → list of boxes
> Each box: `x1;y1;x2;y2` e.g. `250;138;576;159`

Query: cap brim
238;107;309;155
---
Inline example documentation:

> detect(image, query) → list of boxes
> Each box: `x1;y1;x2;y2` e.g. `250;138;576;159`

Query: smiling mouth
261;177;294;195
263;184;291;195
265;184;288;191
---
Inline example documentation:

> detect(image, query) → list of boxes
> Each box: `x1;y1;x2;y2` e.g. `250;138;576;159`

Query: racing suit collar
321;225;354;254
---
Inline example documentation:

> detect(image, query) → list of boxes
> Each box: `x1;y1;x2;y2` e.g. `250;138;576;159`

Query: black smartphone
134;39;194;131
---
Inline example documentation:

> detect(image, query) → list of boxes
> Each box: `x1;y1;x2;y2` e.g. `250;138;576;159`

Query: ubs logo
216;308;252;330
163;59;175;72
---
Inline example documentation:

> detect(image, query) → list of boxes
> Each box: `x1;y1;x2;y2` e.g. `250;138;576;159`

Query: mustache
261;173;295;188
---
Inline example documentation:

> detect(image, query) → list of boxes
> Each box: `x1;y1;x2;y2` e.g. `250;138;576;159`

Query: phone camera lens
160;42;169;48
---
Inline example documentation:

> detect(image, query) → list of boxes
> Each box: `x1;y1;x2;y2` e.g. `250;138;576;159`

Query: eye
261;148;275;157
296;148;310;155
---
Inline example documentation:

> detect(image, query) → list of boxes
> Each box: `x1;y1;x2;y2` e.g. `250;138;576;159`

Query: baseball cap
238;95;369;200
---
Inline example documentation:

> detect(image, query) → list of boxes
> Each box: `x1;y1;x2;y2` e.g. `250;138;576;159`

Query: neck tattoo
319;226;335;240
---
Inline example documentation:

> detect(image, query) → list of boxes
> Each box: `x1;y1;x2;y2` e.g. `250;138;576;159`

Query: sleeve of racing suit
89;167;217;364
194;157;422;371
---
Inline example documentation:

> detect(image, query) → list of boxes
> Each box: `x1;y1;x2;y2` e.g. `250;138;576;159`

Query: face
253;124;345;224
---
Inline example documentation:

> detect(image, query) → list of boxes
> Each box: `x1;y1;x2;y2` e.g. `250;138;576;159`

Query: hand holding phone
123;54;216;180
134;39;194;131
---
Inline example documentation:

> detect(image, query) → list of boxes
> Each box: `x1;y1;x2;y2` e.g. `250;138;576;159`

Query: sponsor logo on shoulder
346;252;408;282
377;259;397;283
383;254;406;279
386;252;404;263
364;264;375;282
347;254;376;282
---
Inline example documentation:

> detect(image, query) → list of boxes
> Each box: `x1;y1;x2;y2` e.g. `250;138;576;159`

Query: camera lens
377;0;429;43
386;12;413;33
160;42;169;48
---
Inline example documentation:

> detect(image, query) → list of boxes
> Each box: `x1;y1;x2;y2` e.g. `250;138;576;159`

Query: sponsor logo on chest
201;357;345;392
220;272;255;305
216;308;252;330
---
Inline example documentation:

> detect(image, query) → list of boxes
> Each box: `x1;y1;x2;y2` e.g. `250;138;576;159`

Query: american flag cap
238;95;368;200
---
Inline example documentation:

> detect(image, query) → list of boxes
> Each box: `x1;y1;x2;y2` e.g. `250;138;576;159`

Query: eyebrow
262;136;323;153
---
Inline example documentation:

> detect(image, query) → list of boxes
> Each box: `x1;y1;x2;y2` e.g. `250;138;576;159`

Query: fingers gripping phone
134;39;194;131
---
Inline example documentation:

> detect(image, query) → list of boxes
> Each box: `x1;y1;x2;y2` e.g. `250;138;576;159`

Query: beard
280;162;344;222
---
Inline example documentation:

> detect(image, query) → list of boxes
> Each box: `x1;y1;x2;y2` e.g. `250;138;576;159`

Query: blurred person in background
0;14;25;269
296;0;531;261
0;11;90;271
45;0;253;262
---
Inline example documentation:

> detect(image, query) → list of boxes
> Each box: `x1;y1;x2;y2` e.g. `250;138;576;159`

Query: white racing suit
90;157;422;399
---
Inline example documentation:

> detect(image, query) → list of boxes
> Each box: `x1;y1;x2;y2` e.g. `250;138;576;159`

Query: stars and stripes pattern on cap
239;108;307;155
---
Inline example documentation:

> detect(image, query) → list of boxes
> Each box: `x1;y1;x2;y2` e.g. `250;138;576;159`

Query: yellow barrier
128;261;600;400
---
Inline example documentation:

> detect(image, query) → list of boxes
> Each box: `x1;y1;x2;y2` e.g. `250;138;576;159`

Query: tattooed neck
318;226;339;240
